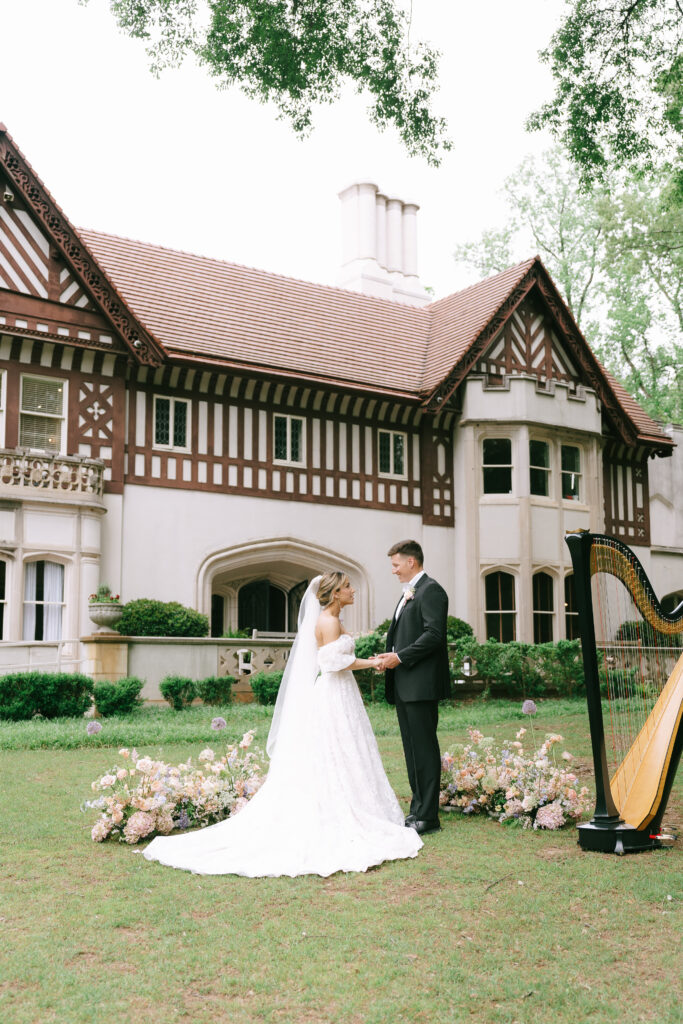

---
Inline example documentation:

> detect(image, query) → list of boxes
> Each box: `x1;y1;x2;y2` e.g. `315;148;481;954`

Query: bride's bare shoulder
315;610;342;647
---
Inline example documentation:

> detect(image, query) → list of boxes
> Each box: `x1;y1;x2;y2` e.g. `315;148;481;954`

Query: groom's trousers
395;696;441;822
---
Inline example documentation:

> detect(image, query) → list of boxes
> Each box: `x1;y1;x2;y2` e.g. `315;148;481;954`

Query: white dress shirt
394;570;426;621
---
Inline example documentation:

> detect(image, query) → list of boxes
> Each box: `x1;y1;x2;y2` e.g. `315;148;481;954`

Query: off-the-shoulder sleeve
317;639;356;672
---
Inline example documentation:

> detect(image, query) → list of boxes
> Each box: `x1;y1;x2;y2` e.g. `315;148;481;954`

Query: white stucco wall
111;484;456;633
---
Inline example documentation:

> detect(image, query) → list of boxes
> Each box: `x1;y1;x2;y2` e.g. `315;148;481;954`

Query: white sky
1;0;565;299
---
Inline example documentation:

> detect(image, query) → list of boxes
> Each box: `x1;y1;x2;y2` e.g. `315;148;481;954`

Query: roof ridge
79;227;431;315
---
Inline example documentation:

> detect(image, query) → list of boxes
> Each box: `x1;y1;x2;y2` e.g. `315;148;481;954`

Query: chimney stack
337;181;430;306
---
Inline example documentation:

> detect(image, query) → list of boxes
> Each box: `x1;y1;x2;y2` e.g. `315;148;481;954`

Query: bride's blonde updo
317;571;347;609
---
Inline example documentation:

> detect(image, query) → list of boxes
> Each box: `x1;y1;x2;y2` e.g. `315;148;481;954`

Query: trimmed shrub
250;670;284;706
354;629;387;703
117;599;208;637
195;675;234;705
0;671;93;721
93;677;144;717
159;675;196;710
446;616;474;641
449;637;585;699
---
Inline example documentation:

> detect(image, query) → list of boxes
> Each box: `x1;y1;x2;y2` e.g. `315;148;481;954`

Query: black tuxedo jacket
384;573;451;704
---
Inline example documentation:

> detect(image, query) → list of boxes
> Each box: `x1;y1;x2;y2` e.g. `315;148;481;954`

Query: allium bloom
522;700;537;715
86;721;102;736
211;717;227;731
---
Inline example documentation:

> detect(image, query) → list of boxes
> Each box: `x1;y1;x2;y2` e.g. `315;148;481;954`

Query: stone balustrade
0;449;105;500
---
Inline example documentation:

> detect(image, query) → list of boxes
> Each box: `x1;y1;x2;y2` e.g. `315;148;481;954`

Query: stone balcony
0;448;105;504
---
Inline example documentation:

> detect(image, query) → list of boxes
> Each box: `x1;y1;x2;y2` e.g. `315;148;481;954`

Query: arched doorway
196;538;371;636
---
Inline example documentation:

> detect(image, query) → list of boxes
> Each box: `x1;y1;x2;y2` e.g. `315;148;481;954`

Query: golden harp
566;532;682;854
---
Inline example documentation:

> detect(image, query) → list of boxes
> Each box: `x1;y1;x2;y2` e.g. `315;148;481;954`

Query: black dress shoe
407;818;441;835
404;814;417;826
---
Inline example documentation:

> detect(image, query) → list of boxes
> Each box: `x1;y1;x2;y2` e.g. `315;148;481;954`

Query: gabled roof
79;229;429;395
0;125;164;365
0;123;672;452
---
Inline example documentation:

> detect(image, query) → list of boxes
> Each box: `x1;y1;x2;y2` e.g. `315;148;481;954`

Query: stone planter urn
88;602;124;634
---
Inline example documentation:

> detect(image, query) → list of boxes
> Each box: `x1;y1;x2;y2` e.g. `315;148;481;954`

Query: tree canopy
454;151;683;423
528;0;683;202
92;0;451;164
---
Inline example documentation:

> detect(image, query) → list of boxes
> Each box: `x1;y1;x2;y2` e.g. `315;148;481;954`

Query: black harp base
577;820;661;855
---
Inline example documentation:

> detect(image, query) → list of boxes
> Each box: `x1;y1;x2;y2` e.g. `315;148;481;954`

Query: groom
377;540;450;836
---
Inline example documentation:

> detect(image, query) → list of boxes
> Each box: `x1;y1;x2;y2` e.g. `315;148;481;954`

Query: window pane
529;440;549;468
533;572;554;612
562;470;580;500
483;438;511;465
534;613;553;643
378;431;391;473
290;418;302;462
483;466;512;494
393;433;405;475
22;377;64;416
561;445;580;473
173;401;188;448
530;467;549;496
564;575;580;639
155;398;170;446
0;560;5;600
274;416;288;460
19;414;61;452
485;571;515;612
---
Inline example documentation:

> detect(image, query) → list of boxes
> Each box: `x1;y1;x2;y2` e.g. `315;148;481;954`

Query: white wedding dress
143;580;422;877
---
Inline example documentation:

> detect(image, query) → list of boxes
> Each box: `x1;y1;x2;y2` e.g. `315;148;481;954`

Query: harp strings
592;537;682;811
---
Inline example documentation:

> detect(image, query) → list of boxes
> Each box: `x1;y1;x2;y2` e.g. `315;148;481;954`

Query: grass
0;700;680;1024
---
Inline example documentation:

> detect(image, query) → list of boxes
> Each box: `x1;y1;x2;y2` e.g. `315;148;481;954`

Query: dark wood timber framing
603;443;652;547
0;125;164;367
424;263;644;452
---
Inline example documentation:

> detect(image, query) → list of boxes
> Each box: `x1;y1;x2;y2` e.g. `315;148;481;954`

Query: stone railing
0;449;105;499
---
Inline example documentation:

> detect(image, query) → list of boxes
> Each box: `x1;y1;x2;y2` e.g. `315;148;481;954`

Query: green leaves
528;1;683;190
454;149;683;423
97;0;451;164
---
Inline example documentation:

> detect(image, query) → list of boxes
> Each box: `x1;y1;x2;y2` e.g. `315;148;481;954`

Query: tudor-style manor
0;126;680;653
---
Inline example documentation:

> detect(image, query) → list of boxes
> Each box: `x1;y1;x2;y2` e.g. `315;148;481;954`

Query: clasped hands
369;652;400;673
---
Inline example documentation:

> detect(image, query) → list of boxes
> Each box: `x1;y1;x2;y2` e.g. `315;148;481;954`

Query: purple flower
175;809;190;830
86;721;103;735
211;717;227;731
522;700;537;716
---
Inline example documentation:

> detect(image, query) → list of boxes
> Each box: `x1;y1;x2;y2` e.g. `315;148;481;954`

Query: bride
143;572;423;876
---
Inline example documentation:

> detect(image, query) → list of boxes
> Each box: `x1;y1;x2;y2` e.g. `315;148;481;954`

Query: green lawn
0;700;680;1024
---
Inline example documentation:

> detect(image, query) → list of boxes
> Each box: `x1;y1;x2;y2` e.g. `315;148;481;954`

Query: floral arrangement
439;704;590;830
89;583;120;604
84;731;265;843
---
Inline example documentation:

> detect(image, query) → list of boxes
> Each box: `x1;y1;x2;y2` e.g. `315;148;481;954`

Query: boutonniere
404;587;415;602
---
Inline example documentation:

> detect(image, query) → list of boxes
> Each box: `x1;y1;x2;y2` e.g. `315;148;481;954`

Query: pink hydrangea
534;801;566;830
91;818;111;842
123;811;155;843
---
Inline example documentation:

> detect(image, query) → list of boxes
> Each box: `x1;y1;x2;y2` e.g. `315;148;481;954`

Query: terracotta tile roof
424;259;537;390
602;369;672;446
80;229;671;448
80;229;429;395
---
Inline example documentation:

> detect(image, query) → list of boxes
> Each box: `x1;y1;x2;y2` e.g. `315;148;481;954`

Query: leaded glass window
378;429;406;477
485;571;516;641
533;571;554;643
273;415;305;465
19;376;66;452
154;396;190;450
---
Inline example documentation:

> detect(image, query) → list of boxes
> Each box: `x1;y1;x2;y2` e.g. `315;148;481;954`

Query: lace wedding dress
143;582;422;877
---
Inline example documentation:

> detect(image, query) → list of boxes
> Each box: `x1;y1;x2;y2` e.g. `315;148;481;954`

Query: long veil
266;575;322;758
